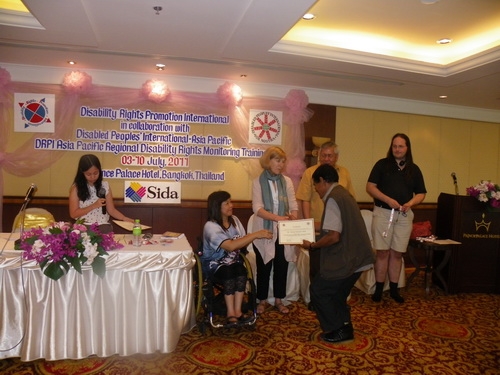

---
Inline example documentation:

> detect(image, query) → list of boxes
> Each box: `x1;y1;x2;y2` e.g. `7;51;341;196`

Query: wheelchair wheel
240;253;257;326
194;250;258;332
192;252;204;317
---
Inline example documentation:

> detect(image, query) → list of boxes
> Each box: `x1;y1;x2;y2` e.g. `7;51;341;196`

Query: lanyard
382;208;395;238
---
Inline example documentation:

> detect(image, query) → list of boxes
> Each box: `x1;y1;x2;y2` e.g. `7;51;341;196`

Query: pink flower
284;89;309;112
0;67;12;89
466;180;500;208
217;82;242;107
141;79;170;103
17;221;123;280
62;71;93;95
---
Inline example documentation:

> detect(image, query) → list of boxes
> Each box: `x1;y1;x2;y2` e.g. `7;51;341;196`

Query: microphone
97;187;107;215
24;183;37;202
451;172;459;195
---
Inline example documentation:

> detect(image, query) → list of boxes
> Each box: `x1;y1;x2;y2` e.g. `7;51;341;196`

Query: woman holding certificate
251;146;298;315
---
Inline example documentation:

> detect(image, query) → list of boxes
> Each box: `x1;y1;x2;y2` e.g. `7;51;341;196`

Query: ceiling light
439;95;448;99
437;38;452;44
156;63;165;71
302;13;315;20
421;0;439;4
67;61;76;65
153;6;162;15
240;74;247;78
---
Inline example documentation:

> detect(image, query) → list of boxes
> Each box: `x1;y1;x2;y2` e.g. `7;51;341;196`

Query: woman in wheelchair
201;191;272;325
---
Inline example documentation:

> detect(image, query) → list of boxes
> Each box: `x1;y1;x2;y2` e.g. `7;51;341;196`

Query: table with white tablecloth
0;233;196;361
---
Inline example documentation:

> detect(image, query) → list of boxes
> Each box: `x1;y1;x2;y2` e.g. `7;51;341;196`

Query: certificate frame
278;218;315;245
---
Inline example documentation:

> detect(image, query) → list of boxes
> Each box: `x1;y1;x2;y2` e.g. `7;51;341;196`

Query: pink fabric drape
0;67;313;229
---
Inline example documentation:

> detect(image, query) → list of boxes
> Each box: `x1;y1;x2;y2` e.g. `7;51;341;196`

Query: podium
435;193;500;294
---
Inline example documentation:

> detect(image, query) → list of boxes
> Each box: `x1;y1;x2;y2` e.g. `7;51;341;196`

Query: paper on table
433;239;461;245
278;218;315;245
161;231;184;239
113;220;152;231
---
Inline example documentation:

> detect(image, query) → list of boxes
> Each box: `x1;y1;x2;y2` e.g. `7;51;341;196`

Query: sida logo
249;109;282;145
125;182;147;202
124;181;181;204
14;93;55;133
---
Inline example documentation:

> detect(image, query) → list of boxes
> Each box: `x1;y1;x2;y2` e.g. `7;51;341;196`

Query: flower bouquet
15;221;123;281
466;180;500;208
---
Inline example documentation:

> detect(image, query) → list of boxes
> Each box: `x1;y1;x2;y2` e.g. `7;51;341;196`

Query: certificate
112;220;152;231
278;218;315;245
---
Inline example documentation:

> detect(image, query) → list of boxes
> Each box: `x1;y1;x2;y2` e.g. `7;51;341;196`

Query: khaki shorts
372;206;414;253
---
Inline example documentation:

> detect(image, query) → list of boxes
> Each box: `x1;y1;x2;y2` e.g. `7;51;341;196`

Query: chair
192;237;257;333
12;208;55;233
245;214;301;305
354;209;406;294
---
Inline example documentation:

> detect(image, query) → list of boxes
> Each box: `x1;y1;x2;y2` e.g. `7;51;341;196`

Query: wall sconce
311;136;331;157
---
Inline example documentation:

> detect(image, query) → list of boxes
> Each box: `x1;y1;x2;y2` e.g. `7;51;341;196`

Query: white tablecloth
0;233;195;361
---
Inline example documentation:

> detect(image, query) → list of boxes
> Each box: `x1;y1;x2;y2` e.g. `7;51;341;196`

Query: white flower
81;233;98;264
478;193;489;202
32;239;46;254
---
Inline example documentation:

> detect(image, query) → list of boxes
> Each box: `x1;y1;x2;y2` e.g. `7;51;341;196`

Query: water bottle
132;219;142;247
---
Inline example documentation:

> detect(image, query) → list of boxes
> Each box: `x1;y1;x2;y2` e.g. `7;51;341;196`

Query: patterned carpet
1;272;499;375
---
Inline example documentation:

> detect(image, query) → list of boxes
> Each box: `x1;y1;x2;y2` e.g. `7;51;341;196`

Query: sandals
275;302;289;314
257;300;270;315
226;314;253;326
238;314;253;324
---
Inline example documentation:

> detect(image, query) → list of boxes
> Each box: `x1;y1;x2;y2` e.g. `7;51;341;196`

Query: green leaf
91;257;106;278
69;256;83;274
43;261;69;281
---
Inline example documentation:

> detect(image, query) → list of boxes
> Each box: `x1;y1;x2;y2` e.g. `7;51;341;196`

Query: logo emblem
125;182;147;202
474;213;491;231
250;111;281;143
18;98;52;128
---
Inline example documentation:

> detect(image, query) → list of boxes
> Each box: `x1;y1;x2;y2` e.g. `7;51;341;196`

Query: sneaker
320;323;354;344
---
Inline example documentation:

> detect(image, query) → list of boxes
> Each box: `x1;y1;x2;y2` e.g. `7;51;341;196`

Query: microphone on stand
451;172;459;195
17;183;38;240
24;183;37;203
97;188;107;215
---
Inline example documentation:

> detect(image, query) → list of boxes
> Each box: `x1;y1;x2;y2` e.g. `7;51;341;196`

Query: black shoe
321;323;354;344
307;302;315;311
238;313;254;324
390;293;405;303
371;293;382;302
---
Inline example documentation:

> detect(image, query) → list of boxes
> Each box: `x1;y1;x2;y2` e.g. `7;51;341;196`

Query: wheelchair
193;237;257;334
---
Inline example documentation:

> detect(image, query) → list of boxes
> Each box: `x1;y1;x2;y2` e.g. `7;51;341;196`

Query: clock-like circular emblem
19;98;51;128
250;111;281;143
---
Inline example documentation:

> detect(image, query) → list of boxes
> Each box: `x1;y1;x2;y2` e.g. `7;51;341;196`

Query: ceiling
1;0;500;110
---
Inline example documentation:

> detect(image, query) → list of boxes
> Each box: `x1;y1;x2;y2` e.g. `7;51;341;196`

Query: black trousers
253;240;288;301
310;271;361;332
309;248;321;280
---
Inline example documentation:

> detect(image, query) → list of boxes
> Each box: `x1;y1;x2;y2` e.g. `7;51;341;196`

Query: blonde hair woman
250;147;298;314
